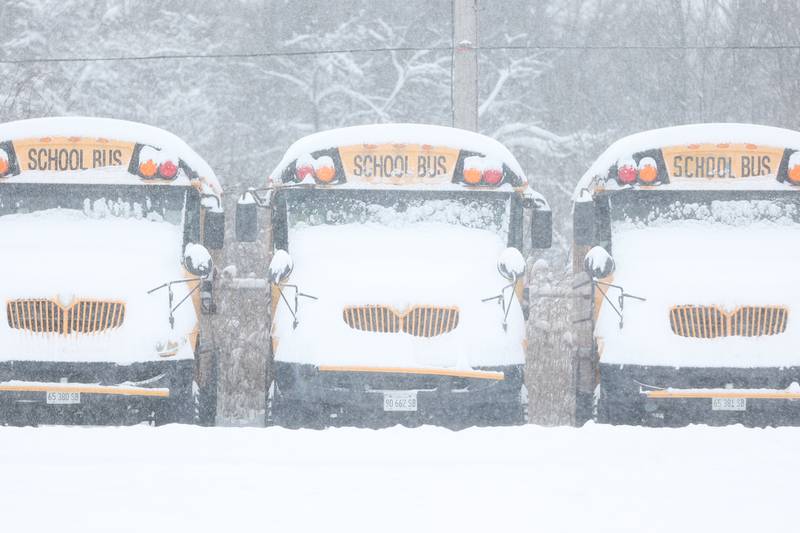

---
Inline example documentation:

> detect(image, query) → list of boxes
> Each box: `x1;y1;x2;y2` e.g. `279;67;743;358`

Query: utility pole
452;0;478;131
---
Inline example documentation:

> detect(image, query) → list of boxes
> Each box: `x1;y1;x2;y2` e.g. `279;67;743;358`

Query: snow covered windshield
601;192;800;368
282;190;511;242
0;184;188;228
608;192;800;228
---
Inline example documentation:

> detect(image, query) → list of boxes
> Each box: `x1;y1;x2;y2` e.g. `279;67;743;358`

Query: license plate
712;397;746;411
46;391;81;405
383;391;417;412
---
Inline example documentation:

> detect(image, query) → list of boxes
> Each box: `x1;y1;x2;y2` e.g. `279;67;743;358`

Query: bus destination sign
338;143;460;185
662;143;784;180
13;137;136;172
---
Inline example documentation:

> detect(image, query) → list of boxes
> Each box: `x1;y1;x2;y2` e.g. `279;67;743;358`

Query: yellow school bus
572;123;800;426
0;117;224;425
237;124;552;428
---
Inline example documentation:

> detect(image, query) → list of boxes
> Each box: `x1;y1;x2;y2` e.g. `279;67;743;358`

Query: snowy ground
1;423;797;532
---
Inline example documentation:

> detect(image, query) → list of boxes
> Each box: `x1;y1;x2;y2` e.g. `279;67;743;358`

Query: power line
0;47;452;64
2;43;800;65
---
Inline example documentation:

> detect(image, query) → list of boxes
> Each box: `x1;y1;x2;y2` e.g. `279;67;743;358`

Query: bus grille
670;305;788;338
343;305;459;337
6;299;126;335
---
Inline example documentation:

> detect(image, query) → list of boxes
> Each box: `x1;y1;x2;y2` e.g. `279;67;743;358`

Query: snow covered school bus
572;123;800;426
0;117;224;425
236;124;552;428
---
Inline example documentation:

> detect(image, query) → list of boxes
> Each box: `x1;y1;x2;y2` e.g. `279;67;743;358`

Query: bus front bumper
599;363;800;427
0;359;194;425
272;361;525;429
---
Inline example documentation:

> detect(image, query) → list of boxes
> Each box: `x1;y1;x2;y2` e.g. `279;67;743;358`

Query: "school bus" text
26;147;124;171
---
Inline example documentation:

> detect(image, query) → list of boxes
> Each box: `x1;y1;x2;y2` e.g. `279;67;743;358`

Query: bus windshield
0;184;189;228
282;189;512;244
608;191;800;230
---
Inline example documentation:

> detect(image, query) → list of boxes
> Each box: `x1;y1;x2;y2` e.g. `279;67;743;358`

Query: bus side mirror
530;205;552;249
573;196;595;246
236;193;258;242
268;250;293;284
184;243;213;277
584;246;614;279
203;210;225;250
498;247;526;281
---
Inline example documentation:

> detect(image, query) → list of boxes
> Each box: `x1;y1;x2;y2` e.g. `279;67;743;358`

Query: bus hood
598;219;800;368
0;209;196;364
272;223;526;370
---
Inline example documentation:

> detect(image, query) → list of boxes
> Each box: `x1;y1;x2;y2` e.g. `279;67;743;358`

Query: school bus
572;123;800;426
0;117;224;425
236;124;552;428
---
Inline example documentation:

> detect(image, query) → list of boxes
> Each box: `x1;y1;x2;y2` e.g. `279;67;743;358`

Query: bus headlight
155;337;187;358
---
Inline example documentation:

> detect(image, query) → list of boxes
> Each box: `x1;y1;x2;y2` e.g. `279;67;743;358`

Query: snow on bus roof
270;123;526;179
0;116;219;189
574;123;800;199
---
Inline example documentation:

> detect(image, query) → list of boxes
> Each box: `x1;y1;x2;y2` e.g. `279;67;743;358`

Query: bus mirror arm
275;283;318;329
200;193;222;210
242;188;271;209
592;279;646;329
482;281;516;331
148;277;206;329
245;182;317;209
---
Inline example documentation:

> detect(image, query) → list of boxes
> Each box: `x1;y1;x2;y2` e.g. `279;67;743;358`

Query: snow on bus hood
273;223;526;369
0;209;196;364
598;220;800;368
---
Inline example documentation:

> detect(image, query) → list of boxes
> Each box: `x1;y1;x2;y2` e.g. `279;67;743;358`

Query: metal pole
452;0;478;131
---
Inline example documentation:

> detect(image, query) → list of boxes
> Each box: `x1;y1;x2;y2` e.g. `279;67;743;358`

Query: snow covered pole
452;0;478;131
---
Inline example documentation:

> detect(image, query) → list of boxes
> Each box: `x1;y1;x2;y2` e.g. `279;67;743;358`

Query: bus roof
574;123;800;199
0;116;220;192
270;123;526;184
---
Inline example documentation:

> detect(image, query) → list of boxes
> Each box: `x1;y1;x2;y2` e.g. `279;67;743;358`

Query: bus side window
272;192;289;251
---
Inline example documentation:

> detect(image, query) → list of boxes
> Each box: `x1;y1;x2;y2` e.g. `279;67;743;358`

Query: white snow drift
1;423;797;533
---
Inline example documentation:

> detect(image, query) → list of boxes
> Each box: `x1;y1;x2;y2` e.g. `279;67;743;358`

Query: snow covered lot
1;423;797;532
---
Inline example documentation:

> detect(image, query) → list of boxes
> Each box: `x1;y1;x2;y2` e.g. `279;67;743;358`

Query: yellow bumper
317;365;504;380
0;383;170;397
